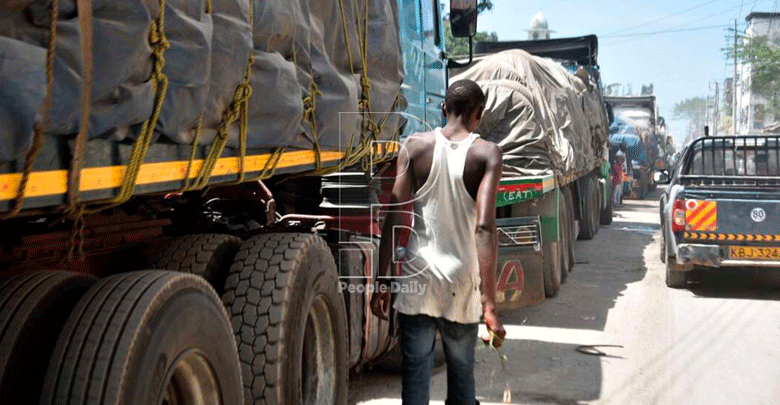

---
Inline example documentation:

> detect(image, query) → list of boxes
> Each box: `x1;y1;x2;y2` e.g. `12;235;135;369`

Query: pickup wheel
151;233;242;293
41;271;243;405
0;272;94;404
665;259;688;288
223;233;348;405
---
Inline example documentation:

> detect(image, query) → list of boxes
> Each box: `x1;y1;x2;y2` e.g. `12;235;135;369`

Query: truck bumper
677;244;780;268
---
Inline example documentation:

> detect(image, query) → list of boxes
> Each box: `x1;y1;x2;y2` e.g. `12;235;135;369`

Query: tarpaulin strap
301;80;323;170
180;114;205;192
1;0;58;219
84;0;170;213
337;0;356;75
188;0;254;189
67;0;94;208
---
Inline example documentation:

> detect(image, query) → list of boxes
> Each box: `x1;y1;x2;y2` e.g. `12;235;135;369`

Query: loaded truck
605;95;665;198
450;35;612;306
0;1;480;404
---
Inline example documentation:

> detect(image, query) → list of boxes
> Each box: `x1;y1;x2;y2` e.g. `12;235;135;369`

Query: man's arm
372;139;415;320
475;142;506;340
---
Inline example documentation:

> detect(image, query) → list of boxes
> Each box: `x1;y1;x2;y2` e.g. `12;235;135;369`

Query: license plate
729;246;780;260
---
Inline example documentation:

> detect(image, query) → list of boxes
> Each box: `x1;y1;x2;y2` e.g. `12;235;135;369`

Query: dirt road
349;191;780;404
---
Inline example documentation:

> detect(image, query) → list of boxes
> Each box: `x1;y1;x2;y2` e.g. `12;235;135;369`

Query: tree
673;96;708;142
444;0;497;57
739;36;780;119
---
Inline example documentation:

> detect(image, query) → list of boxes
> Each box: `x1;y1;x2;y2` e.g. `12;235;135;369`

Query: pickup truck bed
661;135;780;287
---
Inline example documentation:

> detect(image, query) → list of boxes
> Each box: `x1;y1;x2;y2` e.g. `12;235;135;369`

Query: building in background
527;11;552;40
736;12;780;134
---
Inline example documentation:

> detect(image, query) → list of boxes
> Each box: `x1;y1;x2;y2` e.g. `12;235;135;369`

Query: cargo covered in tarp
0;0;405;163
451;49;609;179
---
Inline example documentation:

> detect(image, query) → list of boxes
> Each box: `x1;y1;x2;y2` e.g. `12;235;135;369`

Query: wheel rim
301;294;337;405
162;349;221;405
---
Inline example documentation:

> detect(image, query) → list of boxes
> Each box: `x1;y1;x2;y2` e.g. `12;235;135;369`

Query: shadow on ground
688;268;780;300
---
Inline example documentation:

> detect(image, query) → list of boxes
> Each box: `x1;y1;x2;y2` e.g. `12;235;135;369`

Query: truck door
397;0;427;136
421;0;447;129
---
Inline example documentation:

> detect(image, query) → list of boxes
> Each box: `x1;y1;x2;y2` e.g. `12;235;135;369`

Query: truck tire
558;188;571;282
600;181;614;225
578;177;598;240
0;272;94;404
665;259;688;289
543;241;562;297
41;271;243;405
223;233;348;405
152;233;242;292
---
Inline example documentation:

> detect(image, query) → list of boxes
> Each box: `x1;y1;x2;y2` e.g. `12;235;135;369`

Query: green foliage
673;96;708;141
477;0;493;13
739;37;780;116
444;23;498;56
444;0;497;57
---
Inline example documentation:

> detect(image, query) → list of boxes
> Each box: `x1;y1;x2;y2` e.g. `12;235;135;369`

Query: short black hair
445;79;486;118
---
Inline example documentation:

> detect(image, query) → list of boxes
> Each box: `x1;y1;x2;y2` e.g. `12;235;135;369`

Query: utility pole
733;19;738;134
714;81;720;136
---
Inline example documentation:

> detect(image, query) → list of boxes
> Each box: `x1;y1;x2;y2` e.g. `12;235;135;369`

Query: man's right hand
371;289;391;320
483;307;506;348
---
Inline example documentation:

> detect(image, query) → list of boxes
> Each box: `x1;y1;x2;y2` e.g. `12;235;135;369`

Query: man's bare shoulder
471;138;502;162
402;131;436;157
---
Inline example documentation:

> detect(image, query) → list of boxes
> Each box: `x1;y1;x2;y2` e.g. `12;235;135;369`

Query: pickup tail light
672;199;686;233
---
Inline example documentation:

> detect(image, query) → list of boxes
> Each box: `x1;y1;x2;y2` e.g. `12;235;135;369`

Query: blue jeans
399;313;480;405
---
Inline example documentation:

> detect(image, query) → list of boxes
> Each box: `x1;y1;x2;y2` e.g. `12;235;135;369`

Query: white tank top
393;128;482;324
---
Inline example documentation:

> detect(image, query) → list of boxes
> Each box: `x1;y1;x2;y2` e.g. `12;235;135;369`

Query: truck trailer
605;95;665;198
0;1;475;404
451;35;612;306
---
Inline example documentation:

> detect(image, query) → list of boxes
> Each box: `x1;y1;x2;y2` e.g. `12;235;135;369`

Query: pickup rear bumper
677;244;780;268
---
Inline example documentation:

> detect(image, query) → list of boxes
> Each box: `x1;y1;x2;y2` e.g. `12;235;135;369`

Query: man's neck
440;116;471;142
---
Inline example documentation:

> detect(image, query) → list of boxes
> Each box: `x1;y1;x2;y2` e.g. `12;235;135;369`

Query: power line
603;0;724;37
603;24;727;39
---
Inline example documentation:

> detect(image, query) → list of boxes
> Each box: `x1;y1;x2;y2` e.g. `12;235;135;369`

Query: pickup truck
658;135;780;288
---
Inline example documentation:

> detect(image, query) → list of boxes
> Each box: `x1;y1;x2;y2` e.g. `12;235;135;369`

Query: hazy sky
459;0;778;146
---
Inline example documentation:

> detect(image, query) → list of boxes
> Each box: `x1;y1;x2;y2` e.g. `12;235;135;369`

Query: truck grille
497;217;541;250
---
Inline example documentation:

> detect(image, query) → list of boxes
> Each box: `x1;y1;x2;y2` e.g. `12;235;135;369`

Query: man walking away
371;80;506;405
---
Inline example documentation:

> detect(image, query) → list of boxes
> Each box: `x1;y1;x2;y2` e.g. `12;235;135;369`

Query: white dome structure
528;11;552;40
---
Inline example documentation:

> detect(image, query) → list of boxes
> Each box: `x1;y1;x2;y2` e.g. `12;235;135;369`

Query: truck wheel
0;272;94;404
563;187;576;271
578;177;597;240
558;189;571;282
591;178;601;237
41;271;243;405
665;259;688;289
223;233;348;405
152;233;242;293
600;182;614;225
543;241;562;297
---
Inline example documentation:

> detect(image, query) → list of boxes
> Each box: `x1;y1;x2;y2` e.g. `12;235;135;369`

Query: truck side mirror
450;0;478;38
653;170;671;185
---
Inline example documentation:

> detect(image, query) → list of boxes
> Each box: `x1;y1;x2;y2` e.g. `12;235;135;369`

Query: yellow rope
2;0;58;219
83;0;169;213
189;0;254;189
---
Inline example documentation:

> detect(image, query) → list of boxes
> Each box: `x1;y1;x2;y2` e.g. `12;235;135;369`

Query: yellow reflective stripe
687;202;716;228
0;150;345;202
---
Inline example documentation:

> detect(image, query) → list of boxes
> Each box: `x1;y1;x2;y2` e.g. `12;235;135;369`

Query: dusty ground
349;190;780;405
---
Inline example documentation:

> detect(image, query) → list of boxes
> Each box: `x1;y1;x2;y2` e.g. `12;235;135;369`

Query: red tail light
672;199;686;233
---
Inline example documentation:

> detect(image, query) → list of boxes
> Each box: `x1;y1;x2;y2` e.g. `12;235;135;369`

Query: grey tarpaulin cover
0;0;405;162
452;49;609;178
